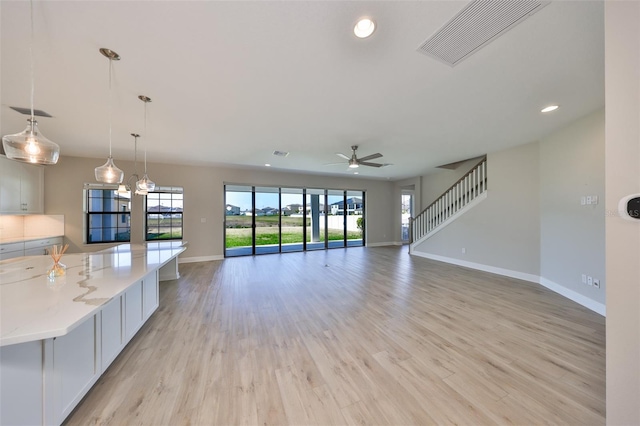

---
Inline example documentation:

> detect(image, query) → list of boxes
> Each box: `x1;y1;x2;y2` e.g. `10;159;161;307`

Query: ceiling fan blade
336;153;350;160
359;161;384;168
358;153;383;162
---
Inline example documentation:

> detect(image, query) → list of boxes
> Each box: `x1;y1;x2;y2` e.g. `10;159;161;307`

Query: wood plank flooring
64;247;605;425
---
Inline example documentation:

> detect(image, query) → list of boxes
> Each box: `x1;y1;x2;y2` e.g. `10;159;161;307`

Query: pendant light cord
29;0;35;121
143;101;148;173
108;59;113;158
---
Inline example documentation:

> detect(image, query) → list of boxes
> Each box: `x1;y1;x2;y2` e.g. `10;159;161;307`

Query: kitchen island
0;241;187;425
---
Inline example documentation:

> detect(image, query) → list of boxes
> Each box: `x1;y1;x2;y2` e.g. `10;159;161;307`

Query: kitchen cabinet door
0;155;44;214
0;156;23;213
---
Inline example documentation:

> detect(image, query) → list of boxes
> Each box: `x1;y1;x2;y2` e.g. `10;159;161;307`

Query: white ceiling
0;1;604;181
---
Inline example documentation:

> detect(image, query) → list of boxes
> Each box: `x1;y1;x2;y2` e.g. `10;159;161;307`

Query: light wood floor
65;247;605;425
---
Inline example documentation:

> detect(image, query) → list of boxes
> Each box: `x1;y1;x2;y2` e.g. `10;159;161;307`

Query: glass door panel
401;192;413;242
255;187;280;254
346;190;364;247
280;188;304;252
305;189;326;250
224;185;253;257
327;190;346;248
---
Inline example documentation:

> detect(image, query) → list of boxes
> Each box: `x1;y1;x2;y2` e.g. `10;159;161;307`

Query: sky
226;191;352;211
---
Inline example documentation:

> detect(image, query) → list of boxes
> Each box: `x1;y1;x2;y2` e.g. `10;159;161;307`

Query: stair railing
410;157;487;244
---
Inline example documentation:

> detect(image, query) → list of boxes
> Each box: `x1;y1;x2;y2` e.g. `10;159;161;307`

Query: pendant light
95;48;124;184
2;0;60;164
135;95;155;194
117;133;141;195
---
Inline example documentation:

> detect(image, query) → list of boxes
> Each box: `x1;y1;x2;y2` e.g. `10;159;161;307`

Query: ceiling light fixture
135;95;155;195
348;158;359;169
354;18;376;38
117;133;143;195
2;0;59;165
541;105;559;113
265;163;271;167
95;48;124;184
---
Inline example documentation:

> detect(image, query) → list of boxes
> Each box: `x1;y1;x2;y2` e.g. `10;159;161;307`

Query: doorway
401;190;413;243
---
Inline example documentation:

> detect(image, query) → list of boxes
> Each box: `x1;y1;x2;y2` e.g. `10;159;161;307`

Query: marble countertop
0;241;187;347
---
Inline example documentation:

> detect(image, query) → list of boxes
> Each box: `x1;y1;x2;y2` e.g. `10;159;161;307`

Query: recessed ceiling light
354;18;376;38
265;163;271;167
541;105;559;113
354;172;359;175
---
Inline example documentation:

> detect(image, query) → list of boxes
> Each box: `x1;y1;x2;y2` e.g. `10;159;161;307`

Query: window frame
144;186;184;241
84;184;132;244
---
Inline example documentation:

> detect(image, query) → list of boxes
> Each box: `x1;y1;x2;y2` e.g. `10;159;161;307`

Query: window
145;187;183;241
85;185;131;243
224;185;364;257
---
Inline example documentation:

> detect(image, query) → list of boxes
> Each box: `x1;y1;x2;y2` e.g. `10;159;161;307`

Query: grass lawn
225;227;362;247
226;215;305;228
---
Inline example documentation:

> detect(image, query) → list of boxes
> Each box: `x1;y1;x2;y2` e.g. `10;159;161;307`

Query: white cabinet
0;154;44;214
124;281;144;341
52;318;99;423
0;241;25;260
0;341;44;426
0;236;63;259
143;270;159;319
24;236;63;256
100;296;124;372
124;271;159;342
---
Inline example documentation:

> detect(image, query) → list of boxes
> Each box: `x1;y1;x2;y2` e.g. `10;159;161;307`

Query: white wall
420;157;484;207
413;142;541;277
539;109;605;306
411;109;608;315
605;2;640;423
43;156;395;259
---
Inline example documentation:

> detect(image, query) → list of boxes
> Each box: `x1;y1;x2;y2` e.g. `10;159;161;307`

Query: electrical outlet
581;274;587;284
586;196;592;205
587;276;593;286
594;279;600;289
581;196;586;206
592;195;599;205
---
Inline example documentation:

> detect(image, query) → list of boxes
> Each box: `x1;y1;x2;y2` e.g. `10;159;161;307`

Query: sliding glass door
224;185;365;257
327;190;346;248
280;188;304;253
347;190;364;247
255;187;280;255
224;185;253;257
305;189;326;251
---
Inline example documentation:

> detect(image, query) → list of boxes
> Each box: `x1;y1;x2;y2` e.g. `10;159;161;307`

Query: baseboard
412;251;539;283
179;255;224;263
411;251;605;316
367;242;399;247
539;278;606;316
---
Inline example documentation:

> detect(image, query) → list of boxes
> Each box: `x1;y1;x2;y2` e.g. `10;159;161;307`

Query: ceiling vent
9;106;53;117
272;150;289;157
417;0;549;67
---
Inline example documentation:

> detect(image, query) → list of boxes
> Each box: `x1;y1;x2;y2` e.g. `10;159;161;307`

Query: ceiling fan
327;145;386;169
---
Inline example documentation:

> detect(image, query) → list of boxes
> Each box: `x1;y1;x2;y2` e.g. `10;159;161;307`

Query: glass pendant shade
136;174;155;193
2;119;60;165
95;156;124;184
117;184;129;195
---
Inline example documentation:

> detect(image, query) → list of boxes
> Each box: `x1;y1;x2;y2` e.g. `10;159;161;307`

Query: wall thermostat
619;194;640;221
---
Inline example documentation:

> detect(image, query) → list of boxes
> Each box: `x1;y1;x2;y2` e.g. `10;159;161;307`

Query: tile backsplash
0;215;65;241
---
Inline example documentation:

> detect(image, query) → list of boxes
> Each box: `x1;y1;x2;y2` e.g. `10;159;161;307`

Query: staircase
410;157;487;250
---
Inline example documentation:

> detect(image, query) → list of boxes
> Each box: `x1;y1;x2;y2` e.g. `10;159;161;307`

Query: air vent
272;150;289;157
417;0;549;67
9;106;53;117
